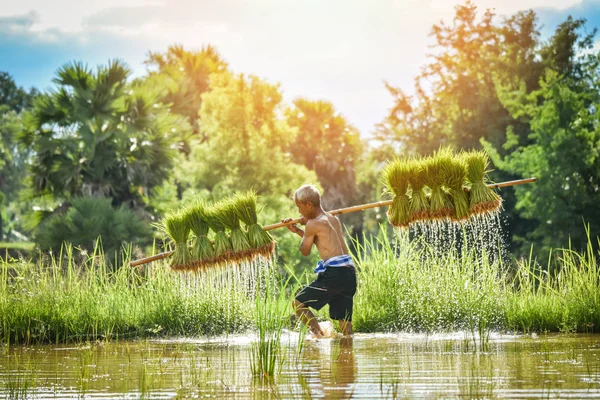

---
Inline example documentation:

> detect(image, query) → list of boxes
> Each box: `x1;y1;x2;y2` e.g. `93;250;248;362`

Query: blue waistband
314;254;355;274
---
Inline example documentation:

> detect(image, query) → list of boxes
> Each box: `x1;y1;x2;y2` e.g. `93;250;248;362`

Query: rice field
1;220;599;347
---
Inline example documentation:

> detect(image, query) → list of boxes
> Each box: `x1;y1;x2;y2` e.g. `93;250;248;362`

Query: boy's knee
293;299;305;310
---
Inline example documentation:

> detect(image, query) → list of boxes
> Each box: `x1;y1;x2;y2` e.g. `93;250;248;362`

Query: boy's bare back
305;212;349;261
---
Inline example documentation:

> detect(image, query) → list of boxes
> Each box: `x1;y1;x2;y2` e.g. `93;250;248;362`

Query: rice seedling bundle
234;191;275;259
205;206;234;266
382;158;411;228
406;159;430;223
215;197;254;263
163;210;193;270
423;151;454;220
184;201;216;270
462;150;502;215
439;150;470;222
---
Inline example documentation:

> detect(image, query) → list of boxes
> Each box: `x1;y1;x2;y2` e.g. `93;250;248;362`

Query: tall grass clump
462;150;501;216
215;197;253;263
204;206;234;266
0;241;254;345
505;229;600;333
406;159;430;224
234;190;275;259
184;201;215;270
440;151;470;222
162;210;192;270
352;226;505;334
423;150;453;220
382;158;411;228
250;280;290;382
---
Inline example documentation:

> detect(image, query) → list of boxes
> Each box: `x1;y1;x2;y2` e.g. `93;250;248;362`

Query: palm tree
21;60;190;209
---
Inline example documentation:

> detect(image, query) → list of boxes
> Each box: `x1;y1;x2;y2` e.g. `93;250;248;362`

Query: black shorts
295;266;357;321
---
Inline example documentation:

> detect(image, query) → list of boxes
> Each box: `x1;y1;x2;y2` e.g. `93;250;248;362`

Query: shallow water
2;332;600;399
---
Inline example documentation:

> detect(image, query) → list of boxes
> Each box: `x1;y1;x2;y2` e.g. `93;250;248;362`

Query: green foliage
0;71;37;112
487;64;600;255
4;225;600;345
21;60;190;208
35;197;152;261
144;45;228;136
374;2;540;155
286;99;363;209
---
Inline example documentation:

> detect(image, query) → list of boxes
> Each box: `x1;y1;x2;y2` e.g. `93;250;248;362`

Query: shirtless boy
282;184;357;337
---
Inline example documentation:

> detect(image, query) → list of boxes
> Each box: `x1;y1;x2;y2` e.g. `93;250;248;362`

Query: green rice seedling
184;201;216;271
234;191;275;259
440;151;470;222
250;280;288;381
215;197;253;263
406;158;430;224
163;210;192;270
462;150;502;216
423;151;453;220
205;206;234;267
382;158;411;228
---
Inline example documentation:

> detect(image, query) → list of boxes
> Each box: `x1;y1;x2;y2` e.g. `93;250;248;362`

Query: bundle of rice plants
162;210;192;270
184;200;216;270
205;206;234;266
234;190;275;258
406;159;430;223
462;150;502;216
215;197;253;263
441;155;470;222
423;151;453;220
381;158;411;228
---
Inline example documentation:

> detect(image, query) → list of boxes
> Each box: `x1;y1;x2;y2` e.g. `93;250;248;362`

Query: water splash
406;212;509;267
178;251;277;301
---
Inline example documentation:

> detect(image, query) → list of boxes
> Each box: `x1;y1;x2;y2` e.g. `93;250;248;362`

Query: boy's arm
299;220;318;256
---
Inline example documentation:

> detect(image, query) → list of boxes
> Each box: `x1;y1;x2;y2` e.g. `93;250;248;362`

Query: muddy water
1;332;600;399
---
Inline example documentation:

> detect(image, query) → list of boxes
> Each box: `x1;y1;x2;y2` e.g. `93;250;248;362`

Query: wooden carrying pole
129;177;537;267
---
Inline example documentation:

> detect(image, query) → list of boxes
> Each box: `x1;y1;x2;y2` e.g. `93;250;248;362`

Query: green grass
0;242;261;345
353;226;600;335
0;227;599;345
0;242;35;251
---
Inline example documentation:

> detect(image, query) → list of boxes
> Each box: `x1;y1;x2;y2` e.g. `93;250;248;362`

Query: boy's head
294;184;321;217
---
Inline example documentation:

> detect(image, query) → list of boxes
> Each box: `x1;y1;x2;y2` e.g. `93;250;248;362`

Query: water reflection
296;337;356;399
1;333;600;398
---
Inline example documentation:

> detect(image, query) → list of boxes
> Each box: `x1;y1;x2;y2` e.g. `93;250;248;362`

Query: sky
1;0;599;137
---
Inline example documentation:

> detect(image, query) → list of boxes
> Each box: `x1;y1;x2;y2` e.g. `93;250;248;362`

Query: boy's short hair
294;184;321;207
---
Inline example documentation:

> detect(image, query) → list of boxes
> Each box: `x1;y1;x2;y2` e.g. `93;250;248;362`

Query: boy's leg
338;320;353;336
293;299;324;336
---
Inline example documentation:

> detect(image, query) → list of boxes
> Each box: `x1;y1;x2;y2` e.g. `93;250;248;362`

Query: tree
0;73;37;240
376;3;543;154
285;99;366;239
173;72;319;270
21;60;190;209
0;72;37;113
0;107;27;240
144;45;228;139
286;99;363;209
374;2;546;254
486;19;600;257
183;72;315;198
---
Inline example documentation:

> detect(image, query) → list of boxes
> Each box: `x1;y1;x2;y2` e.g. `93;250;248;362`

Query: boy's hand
282;218;302;234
